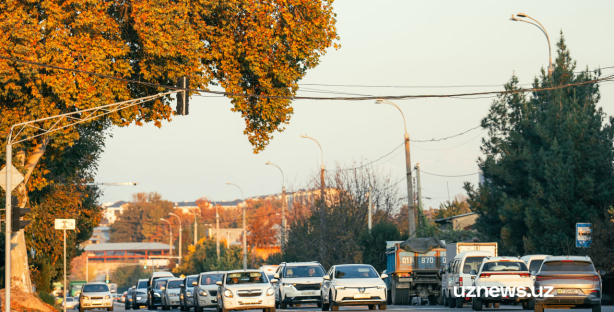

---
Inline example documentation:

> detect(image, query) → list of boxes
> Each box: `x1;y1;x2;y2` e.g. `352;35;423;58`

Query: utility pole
193;209;197;246
368;187;372;232
265;162;287;251
376;99;415;238
169;213;182;265
4;143;12;312
160;218;172;256
216;204;220;260
416;164;423;228
300;135;326;262
226;183;247;269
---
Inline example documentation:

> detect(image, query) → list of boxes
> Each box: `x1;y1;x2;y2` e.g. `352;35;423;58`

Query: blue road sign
576;223;592;248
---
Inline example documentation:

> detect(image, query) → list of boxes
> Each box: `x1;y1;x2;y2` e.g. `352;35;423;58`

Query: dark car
125;288;134;310
534;256;604;312
132;279;148;310
147;272;174;310
149;278;170;310
179;275;198;311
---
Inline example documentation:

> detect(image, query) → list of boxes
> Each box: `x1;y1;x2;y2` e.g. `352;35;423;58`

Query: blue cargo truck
384;238;446;306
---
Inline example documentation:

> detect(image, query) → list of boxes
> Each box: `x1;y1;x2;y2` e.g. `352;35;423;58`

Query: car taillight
561;260;573;262
536;276;542;281
519;273;530;278
480;273;491;278
459;277;463;286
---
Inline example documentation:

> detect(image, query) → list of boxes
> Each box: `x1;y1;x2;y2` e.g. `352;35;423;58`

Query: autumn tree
109;192;174;243
173;238;247;276
435;195;472;219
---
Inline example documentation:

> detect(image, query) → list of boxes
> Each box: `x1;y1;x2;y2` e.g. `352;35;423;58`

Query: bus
69;280;87;297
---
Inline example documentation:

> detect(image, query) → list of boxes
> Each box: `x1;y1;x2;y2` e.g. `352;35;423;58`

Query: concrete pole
242;202;247;269
320;165;326;261
63;228;67;312
281;186;286;249
404;133;416;238
193;209;197;246
169;213;182;265
368;187;372;232
86;255;88;282
226;231;229;249
416;163;423;228
5;142;12;312
216;205;220;260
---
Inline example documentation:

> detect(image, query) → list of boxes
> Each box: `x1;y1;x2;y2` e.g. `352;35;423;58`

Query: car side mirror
192;281;197;286
381;274;388;279
180;284;185;288
531;270;537;276
599;270;606;276
132;286;136;289
216;281;223;286
274;273;280;279
160;286;165;291
271;279;278;283
323;275;330;280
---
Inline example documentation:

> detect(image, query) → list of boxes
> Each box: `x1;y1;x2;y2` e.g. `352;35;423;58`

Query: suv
471;256;534;311
148;272;174;309
132;279;148;309
521;255;551;281
273;262;326;309
180;274;198;311
79;282;113;312
193;271;225;312
534;256;604;312
447;251;494;308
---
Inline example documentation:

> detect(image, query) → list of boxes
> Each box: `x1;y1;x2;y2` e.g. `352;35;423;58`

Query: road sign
0;165;24;191
576;223;592;248
54;219;76;230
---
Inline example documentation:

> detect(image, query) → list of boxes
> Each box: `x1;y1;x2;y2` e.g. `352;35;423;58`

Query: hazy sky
96;0;614;208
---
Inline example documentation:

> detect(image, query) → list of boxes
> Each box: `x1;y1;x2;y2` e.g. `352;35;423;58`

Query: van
520;255;551;279
447;251;494;308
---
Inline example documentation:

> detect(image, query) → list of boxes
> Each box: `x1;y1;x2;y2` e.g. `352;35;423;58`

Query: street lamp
300;134;326;261
375;99;416;238
202;196;220;260
266;162;287;250
226;182;247;270
160;218;173;257
168;213;182;265
85;182;139;186
510;13;554;76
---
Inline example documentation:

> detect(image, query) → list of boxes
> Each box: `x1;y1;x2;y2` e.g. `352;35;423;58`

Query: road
100;301;613;312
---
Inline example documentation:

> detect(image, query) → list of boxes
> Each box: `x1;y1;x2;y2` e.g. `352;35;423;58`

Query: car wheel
280;301;287;309
456;297;463;308
534;304;544;312
592;305;601;312
79;306;84;312
321;294;329;311
386;289;392;305
493;302;500;308
368;304;376;310
378;305;387;310
108;307;114;312
449;295;457;308
331;306;339;311
317;302;322;308
436;295;443;305
472;298;482;311
526;300;535;310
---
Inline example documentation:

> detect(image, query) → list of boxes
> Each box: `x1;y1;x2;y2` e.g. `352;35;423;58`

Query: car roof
544;255;593;262
226;269;264;274
483;256;524;262
455;251;494;259
138;279;148;281
284;262;322;267
521;255;551;261
187;274;199;278
334;264;373;268
152;271;174;277
84;282;108;286
166;278;184;282
200;271;226;275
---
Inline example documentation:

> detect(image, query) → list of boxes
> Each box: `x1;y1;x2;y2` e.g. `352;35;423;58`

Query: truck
384;237;446;306
440;242;498;306
69;280;87;297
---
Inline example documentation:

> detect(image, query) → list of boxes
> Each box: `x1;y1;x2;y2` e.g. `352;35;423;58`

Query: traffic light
11;196;31;232
176;76;189;116
105;275;110;283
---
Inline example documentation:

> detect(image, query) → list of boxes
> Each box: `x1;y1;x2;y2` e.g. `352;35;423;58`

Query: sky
95;0;614;209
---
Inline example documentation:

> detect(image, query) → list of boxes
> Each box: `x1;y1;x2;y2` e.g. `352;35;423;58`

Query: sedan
216;270;277;312
161;278;185;310
321;264;388;311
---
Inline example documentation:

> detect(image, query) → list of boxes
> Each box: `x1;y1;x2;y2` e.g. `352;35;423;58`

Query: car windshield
541;261;595;272
334;266;378;279
155;280;167;289
226;272;266;284
82;285;109;293
137;280;148;289
201;274;224;285
66;298;74;302
463;257;487;274
529;260;544;272
284;266;325;278
482;261;528;271
187;277;197;286
167;281;182;289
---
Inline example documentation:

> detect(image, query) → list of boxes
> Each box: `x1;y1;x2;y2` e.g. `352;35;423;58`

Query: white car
216;270;277;312
320;264;388;311
161;278;184;310
273;262;326;308
79;282;114;312
194;271;225;312
61;297;76;309
471;257;534;311
521;255;551;281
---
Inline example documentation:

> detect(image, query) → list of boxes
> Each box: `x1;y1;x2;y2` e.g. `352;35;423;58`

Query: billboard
575;223;592;248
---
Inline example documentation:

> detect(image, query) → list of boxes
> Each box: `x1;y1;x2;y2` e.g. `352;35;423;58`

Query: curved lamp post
510;13;554;76
300;134;326;261
160;218;173;257
375;99;416;237
168;213;182;265
226;182;247;269
202;196;220;260
266;162;287;250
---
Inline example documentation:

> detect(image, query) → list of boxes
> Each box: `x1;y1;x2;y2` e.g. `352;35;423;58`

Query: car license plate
557;289;578;295
243;299;259;304
354;294;371;299
302;291;317;295
92;300;102;304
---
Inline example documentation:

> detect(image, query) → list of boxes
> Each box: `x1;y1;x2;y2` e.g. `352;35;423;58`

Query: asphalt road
99;301;613;312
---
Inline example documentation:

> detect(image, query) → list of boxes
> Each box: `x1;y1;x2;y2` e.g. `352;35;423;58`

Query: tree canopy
465;35;614;255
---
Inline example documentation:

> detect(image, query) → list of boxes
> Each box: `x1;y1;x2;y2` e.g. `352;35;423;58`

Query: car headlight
186;292;192;298
169;293;178;297
266;288;274;296
377;285;386;289
154;293;160;297
200;290;207;296
283;283;295;288
224;290;233;298
105;295;111;299
82;297;89;300
136;297;142;300
334;286;345;290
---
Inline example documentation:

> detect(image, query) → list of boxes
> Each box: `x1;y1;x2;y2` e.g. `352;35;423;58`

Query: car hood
333;279;386;287
82;292;110;297
225;284;272;291
166;289;181;294
199;284;220;290
281;277;324;284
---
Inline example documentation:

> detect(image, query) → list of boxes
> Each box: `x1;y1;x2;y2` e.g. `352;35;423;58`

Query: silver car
161;278;185;310
194;271;225;312
534;256;604;312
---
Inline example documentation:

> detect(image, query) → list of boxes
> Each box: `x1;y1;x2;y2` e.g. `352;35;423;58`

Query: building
84;226;110;245
433;212;478;231
101;201;129;225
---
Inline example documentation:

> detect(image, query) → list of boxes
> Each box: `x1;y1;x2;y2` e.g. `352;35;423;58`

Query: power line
1;55;612;101
420;170;479;178
411;125;481;143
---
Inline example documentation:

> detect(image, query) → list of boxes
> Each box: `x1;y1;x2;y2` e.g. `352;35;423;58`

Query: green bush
37;291;61;311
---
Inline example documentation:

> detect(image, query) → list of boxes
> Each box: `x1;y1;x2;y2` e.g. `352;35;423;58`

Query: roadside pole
368;187;372;232
55;219;76;312
5;143;12;312
416;164;423;227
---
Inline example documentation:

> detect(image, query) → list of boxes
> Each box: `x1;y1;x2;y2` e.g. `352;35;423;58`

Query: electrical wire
412;130;485;151
420;170;479;178
1;55;612;101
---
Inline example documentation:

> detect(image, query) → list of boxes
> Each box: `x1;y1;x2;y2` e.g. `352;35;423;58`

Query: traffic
62;237;604;312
